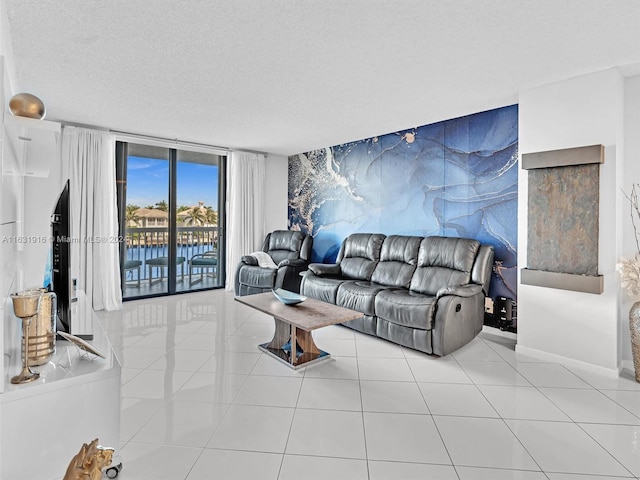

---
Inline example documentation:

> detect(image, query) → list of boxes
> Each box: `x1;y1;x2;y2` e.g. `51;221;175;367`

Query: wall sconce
9;92;46;120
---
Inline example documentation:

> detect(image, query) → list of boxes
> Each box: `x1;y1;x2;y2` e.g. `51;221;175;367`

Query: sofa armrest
431;288;485;356
278;258;306;268
275;259;310;293
308;263;341;276
241;255;259;266
436;284;483;299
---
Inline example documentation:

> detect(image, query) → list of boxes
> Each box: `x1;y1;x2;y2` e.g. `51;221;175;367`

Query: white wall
517;68;624;374
0;0;20;394
263;153;289;232
620;74;640;370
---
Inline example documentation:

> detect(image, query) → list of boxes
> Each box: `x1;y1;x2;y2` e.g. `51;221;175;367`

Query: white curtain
61;127;122;311
225;151;266;290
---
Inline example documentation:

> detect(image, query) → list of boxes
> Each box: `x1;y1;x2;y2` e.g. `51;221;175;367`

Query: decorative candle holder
10;289;44;384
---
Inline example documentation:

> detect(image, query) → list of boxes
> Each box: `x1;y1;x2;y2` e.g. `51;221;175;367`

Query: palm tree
125;204;140;226
155;200;168;212
186;208;206;226
176;206;190;226
204;207;218;226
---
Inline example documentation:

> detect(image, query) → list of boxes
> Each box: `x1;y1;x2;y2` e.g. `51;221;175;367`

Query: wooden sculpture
63;438;114;480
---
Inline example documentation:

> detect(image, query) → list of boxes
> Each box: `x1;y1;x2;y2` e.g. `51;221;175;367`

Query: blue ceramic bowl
272;288;306;305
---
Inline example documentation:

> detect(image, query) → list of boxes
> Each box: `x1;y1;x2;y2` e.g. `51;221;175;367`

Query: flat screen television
51;179;71;334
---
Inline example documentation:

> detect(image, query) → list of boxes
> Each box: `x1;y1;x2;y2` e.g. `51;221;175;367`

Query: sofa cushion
237;266;276;289
266;230;306;264
374;289;437;330
301;275;349;304
410;236;480;296
342;314;377;336
376;317;433;354
371;235;422;287
336;281;394;316
338;233;385;280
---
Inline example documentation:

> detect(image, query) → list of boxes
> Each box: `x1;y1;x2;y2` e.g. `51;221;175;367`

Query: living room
1;1;640;479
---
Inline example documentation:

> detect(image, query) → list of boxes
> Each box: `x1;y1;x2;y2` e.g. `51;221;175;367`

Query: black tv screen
51;179;71;334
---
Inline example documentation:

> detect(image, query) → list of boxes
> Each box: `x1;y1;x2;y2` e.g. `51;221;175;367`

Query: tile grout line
275;362;307;480
565;364;640;422
483;335;637;478
574;421;638;478
452;339;548;476
353;330;373;480
406;346;461;479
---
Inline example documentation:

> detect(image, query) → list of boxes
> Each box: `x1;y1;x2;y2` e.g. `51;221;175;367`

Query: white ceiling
4;0;640;156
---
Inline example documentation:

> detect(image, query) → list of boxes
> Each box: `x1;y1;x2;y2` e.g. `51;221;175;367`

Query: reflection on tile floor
98;289;640;480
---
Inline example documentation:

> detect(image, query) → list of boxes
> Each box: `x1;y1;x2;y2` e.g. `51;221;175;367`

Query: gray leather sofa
300;233;494;356
235;230;313;296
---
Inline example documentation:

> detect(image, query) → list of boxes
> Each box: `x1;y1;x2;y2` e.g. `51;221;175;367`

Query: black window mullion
115;141;128;290
218;155;227;285
168;148;178;294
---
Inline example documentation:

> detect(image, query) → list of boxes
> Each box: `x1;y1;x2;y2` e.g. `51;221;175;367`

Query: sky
126;156;219;209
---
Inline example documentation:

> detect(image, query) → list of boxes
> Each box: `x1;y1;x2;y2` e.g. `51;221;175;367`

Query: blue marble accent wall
288;105;518;300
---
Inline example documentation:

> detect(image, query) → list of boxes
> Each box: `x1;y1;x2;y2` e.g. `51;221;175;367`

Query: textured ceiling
4;0;640;156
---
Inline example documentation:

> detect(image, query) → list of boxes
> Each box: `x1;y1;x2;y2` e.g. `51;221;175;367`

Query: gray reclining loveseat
235;230;313;296
300;233;494;356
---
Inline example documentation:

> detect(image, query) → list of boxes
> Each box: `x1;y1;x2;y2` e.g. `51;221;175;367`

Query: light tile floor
98;289;640;480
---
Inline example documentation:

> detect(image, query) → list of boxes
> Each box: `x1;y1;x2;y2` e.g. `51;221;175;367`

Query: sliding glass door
175;150;223;293
116;141;226;299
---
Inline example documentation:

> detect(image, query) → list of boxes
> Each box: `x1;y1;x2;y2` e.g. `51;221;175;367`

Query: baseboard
515;344;621;378
620;359;636;377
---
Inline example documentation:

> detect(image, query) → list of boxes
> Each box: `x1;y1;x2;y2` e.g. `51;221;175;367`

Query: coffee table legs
259;317;330;369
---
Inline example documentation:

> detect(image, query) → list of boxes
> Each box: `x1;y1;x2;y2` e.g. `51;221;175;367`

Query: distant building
131;208;169;227
177;201;217;226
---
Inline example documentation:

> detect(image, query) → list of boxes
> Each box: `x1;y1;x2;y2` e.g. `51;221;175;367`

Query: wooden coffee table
234;291;363;369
